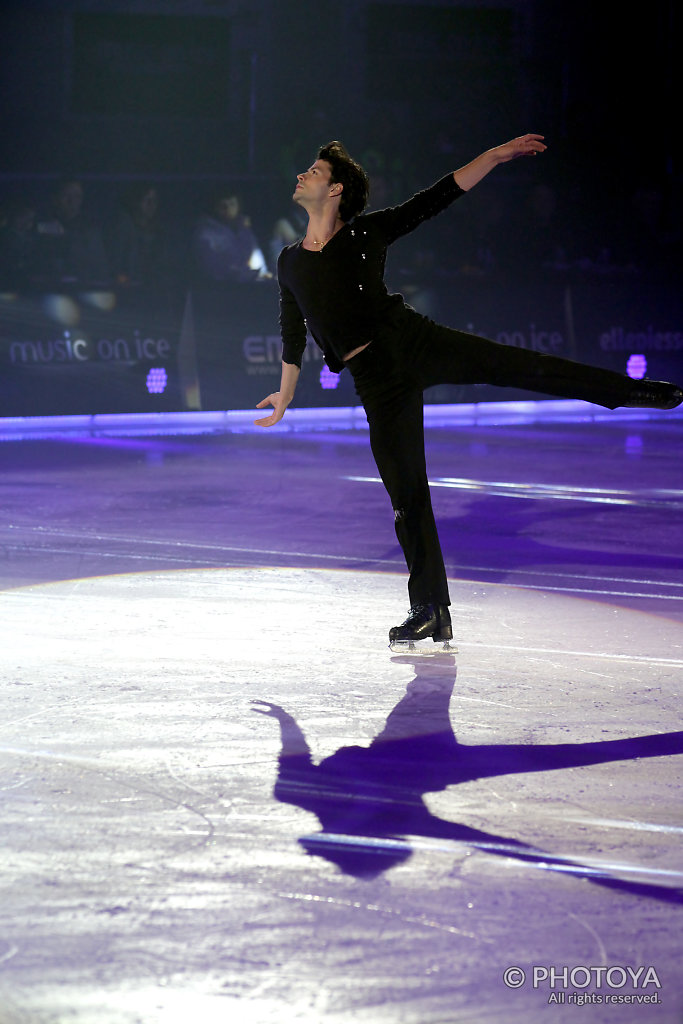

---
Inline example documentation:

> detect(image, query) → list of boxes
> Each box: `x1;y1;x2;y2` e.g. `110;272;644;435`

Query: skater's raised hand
494;134;546;163
454;134;546;192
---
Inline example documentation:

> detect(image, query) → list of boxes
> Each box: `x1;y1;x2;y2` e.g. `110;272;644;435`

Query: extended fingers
254;409;284;427
520;133;546;154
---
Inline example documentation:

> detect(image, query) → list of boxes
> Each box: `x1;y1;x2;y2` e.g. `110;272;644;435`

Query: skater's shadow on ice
252;656;683;899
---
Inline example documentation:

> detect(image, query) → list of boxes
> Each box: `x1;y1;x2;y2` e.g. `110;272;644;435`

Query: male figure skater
255;136;682;647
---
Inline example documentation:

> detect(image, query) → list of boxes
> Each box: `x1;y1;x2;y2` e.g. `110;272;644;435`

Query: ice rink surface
1;402;682;1023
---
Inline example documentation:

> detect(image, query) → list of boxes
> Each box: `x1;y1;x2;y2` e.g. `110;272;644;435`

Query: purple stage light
320;366;341;390
626;354;647;379
146;367;168;394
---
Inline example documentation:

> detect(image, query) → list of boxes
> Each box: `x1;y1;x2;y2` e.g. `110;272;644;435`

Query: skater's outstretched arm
254;360;300;427
454;134;546;192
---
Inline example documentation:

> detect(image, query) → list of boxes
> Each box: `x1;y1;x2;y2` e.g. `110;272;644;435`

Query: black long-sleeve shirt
277;172;465;372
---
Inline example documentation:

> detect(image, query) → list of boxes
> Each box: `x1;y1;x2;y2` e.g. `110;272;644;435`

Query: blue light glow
146;367;168;394
627;354;647;379
42;293;80;327
319;366;341;390
0;398;679;442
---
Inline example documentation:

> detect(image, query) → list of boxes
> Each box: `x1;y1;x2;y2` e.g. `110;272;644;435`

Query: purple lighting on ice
626;354;647;379
320;366;341;390
146;367;168;394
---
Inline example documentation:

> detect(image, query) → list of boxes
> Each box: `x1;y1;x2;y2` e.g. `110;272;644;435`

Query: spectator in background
35;178;109;285
270;204;308;270
192;187;270;283
0;200;38;286
108;182;172;288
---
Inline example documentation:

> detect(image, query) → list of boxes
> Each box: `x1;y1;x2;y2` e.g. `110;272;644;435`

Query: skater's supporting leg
347;341;450;611
366;385;450;609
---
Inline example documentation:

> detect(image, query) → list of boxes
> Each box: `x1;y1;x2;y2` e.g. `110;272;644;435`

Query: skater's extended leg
411;315;682;409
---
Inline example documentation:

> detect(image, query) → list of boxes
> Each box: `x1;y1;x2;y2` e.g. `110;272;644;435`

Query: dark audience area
1;164;680;294
0;176;274;292
0;0;679;418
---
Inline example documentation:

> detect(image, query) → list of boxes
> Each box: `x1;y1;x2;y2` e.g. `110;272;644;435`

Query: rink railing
1;399;681;441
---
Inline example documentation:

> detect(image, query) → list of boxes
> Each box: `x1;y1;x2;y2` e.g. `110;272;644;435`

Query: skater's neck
302;210;345;251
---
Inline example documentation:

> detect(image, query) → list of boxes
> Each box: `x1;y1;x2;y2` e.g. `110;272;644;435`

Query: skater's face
293;159;341;207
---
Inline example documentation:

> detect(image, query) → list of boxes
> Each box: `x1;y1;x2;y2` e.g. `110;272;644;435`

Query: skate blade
388;639;458;655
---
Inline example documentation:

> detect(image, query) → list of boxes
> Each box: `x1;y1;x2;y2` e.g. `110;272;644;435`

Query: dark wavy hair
317;141;370;222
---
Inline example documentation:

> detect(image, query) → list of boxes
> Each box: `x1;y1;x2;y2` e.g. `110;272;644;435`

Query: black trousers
347;310;634;609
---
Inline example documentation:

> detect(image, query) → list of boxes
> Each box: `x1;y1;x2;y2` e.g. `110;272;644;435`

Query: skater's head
315;141;370;222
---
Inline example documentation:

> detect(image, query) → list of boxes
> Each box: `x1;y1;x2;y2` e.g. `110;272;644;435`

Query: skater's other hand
254;392;288;427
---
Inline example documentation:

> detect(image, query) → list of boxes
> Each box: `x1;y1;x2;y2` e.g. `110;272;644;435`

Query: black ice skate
622;380;683;410
388;603;456;653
